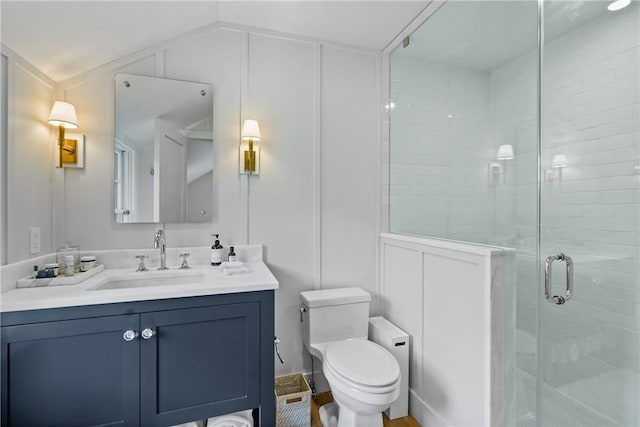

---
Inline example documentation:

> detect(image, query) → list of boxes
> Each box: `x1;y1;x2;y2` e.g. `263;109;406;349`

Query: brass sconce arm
244;139;256;174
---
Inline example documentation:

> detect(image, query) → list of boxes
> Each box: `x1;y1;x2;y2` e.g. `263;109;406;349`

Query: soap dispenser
228;246;237;262
210;234;224;266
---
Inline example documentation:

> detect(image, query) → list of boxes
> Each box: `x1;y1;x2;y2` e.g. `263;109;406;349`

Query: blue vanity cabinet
140;303;261;426
1;314;140;427
1;290;275;427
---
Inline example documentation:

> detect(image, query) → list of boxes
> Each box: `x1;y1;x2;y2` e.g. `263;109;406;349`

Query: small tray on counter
16;265;105;289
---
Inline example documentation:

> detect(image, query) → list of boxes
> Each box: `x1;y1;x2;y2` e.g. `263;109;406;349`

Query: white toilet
300;287;401;427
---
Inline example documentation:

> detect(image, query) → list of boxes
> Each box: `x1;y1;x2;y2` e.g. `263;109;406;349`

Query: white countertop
0;261;279;313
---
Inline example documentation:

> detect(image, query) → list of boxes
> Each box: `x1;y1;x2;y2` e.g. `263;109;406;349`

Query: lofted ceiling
0;0;429;83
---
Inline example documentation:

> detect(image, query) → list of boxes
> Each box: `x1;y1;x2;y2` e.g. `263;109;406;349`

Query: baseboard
409;389;449;427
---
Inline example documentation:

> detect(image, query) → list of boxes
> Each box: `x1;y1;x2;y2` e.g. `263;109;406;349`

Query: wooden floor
311;392;420;427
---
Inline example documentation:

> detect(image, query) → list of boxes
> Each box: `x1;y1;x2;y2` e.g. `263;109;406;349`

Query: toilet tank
301;287;371;348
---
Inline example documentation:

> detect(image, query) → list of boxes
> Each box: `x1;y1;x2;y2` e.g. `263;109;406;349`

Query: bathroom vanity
0;261;278;427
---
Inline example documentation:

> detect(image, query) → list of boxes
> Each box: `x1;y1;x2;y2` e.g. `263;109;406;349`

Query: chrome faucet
154;229;168;270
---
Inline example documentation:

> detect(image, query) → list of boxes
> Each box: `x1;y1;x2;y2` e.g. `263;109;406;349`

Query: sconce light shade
552;154;568;168
496;144;514;160
49;101;79;168
48;101;79;129
240;119;261;175
241;119;261;141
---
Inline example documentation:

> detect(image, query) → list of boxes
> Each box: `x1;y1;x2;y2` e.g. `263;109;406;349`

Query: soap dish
16;264;105;289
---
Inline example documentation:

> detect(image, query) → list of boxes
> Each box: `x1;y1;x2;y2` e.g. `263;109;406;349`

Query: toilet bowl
300;288;401;427
322;339;400;427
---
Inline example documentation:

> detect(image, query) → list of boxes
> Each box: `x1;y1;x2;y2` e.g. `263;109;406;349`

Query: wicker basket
275;373;311;427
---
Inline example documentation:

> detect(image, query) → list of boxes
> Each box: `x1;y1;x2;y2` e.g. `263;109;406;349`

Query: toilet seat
324;339;400;394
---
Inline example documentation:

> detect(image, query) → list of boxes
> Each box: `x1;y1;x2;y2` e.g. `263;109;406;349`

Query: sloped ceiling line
1;1;428;83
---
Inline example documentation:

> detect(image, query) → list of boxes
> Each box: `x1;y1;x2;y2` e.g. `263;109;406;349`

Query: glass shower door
539;1;640;425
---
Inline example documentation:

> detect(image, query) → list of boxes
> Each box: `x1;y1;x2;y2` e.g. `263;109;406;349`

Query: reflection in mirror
114;74;213;224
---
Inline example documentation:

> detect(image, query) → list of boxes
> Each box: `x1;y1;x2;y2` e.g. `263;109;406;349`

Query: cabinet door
1;314;139;427
140;302;260;426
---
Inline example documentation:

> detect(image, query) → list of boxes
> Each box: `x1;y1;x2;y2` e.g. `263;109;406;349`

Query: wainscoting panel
381;233;510;427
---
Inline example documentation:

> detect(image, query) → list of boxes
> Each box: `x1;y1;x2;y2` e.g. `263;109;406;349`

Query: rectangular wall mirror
114;73;213;224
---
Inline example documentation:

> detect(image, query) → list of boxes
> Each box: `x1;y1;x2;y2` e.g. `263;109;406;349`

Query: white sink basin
93;271;205;291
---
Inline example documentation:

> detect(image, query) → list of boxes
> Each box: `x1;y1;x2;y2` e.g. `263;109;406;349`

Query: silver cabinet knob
123;330;138;342
141;328;155;340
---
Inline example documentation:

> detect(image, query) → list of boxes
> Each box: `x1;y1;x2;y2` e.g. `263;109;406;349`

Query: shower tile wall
541;8;639;425
390;57;493;243
495;7;639;426
389;2;638;426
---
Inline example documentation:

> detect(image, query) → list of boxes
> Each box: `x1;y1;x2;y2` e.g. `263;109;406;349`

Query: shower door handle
544;253;573;305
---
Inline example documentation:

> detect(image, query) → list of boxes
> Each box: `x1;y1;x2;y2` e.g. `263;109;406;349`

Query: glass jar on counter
80;256;96;272
64;256;75;277
57;244;80;274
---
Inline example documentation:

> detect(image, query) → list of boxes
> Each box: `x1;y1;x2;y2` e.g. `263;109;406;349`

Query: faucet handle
179;253;191;270
135;255;149;272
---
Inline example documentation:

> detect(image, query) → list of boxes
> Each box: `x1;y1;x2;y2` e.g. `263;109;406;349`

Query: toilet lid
324;339;400;387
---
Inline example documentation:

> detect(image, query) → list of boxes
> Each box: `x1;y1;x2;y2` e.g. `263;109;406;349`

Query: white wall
1;45;57;265
0;54;6;264
39;24;380;377
321;46;379;304
155;119;188;223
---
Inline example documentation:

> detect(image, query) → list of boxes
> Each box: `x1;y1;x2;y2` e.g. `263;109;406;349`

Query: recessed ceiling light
608;0;631;11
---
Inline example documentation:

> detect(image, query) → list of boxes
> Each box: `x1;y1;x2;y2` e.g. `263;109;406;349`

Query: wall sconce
492;144;514;184
552;154;568;168
488;161;503;185
551;154;568;183
48;101;79;168
496;144;514;160
240;119;261;175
